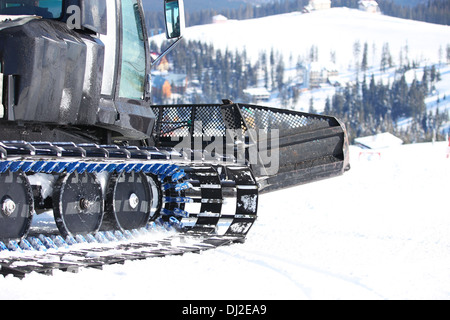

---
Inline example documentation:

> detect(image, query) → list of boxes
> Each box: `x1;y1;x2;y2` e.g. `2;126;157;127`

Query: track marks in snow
217;247;386;300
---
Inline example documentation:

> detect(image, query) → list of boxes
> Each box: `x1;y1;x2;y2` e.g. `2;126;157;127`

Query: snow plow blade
152;102;350;194
238;104;350;193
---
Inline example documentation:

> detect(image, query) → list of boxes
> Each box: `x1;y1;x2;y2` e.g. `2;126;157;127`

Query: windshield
0;0;63;19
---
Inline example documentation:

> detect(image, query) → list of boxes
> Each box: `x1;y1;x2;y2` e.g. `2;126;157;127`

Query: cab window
119;0;146;100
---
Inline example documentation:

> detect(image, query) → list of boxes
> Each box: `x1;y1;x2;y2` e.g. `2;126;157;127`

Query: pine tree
353;40;361;73
309;45;318;63
380;43;393;72
275;58;285;92
408;79;426;119
447;44;450;64
361;42;369;73
309;97;316;114
421;66;429;95
391;74;409;119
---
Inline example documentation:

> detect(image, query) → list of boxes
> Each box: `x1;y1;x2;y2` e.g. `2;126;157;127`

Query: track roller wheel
53;171;104;238
147;174;162;220
0;172;34;240
103;171;152;231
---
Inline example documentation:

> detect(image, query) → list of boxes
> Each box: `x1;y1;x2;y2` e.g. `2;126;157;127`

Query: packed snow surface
1;142;449;300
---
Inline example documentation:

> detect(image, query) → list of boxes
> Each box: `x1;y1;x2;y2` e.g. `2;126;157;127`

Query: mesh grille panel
158;106;192;137
152;103;334;139
193;106;226;137
239;104;331;135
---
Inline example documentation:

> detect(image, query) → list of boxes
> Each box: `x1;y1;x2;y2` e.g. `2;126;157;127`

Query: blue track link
0;141;258;277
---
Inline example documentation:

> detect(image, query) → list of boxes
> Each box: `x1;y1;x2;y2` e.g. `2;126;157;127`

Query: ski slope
179;7;450;70
0;141;449;300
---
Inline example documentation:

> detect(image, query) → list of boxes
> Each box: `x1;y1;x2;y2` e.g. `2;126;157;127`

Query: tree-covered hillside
145;0;450;31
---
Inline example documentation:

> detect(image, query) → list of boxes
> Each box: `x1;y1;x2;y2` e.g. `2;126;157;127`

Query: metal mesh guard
152;103;334;139
152;104;226;137
239;104;332;134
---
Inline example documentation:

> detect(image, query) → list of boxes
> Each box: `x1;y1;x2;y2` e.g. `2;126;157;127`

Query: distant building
243;87;271;103
157;57;170;72
308;62;323;88
212;14;228;24
355;132;403;149
150;52;170;72
152;73;188;99
152;75;171;99
306;62;339;89
358;0;380;14
166;73;188;94
303;0;331;13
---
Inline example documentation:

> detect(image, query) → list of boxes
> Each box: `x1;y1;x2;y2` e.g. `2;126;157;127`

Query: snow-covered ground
179;7;450;71
1;141;449;300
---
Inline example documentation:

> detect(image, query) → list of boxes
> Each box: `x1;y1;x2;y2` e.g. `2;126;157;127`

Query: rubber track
0;231;246;278
0;141;258;278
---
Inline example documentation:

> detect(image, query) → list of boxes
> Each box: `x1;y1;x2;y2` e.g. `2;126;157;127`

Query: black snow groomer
0;0;349;277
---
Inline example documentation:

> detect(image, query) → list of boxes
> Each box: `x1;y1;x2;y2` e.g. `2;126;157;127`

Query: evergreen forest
148;0;450;144
151;38;449;144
